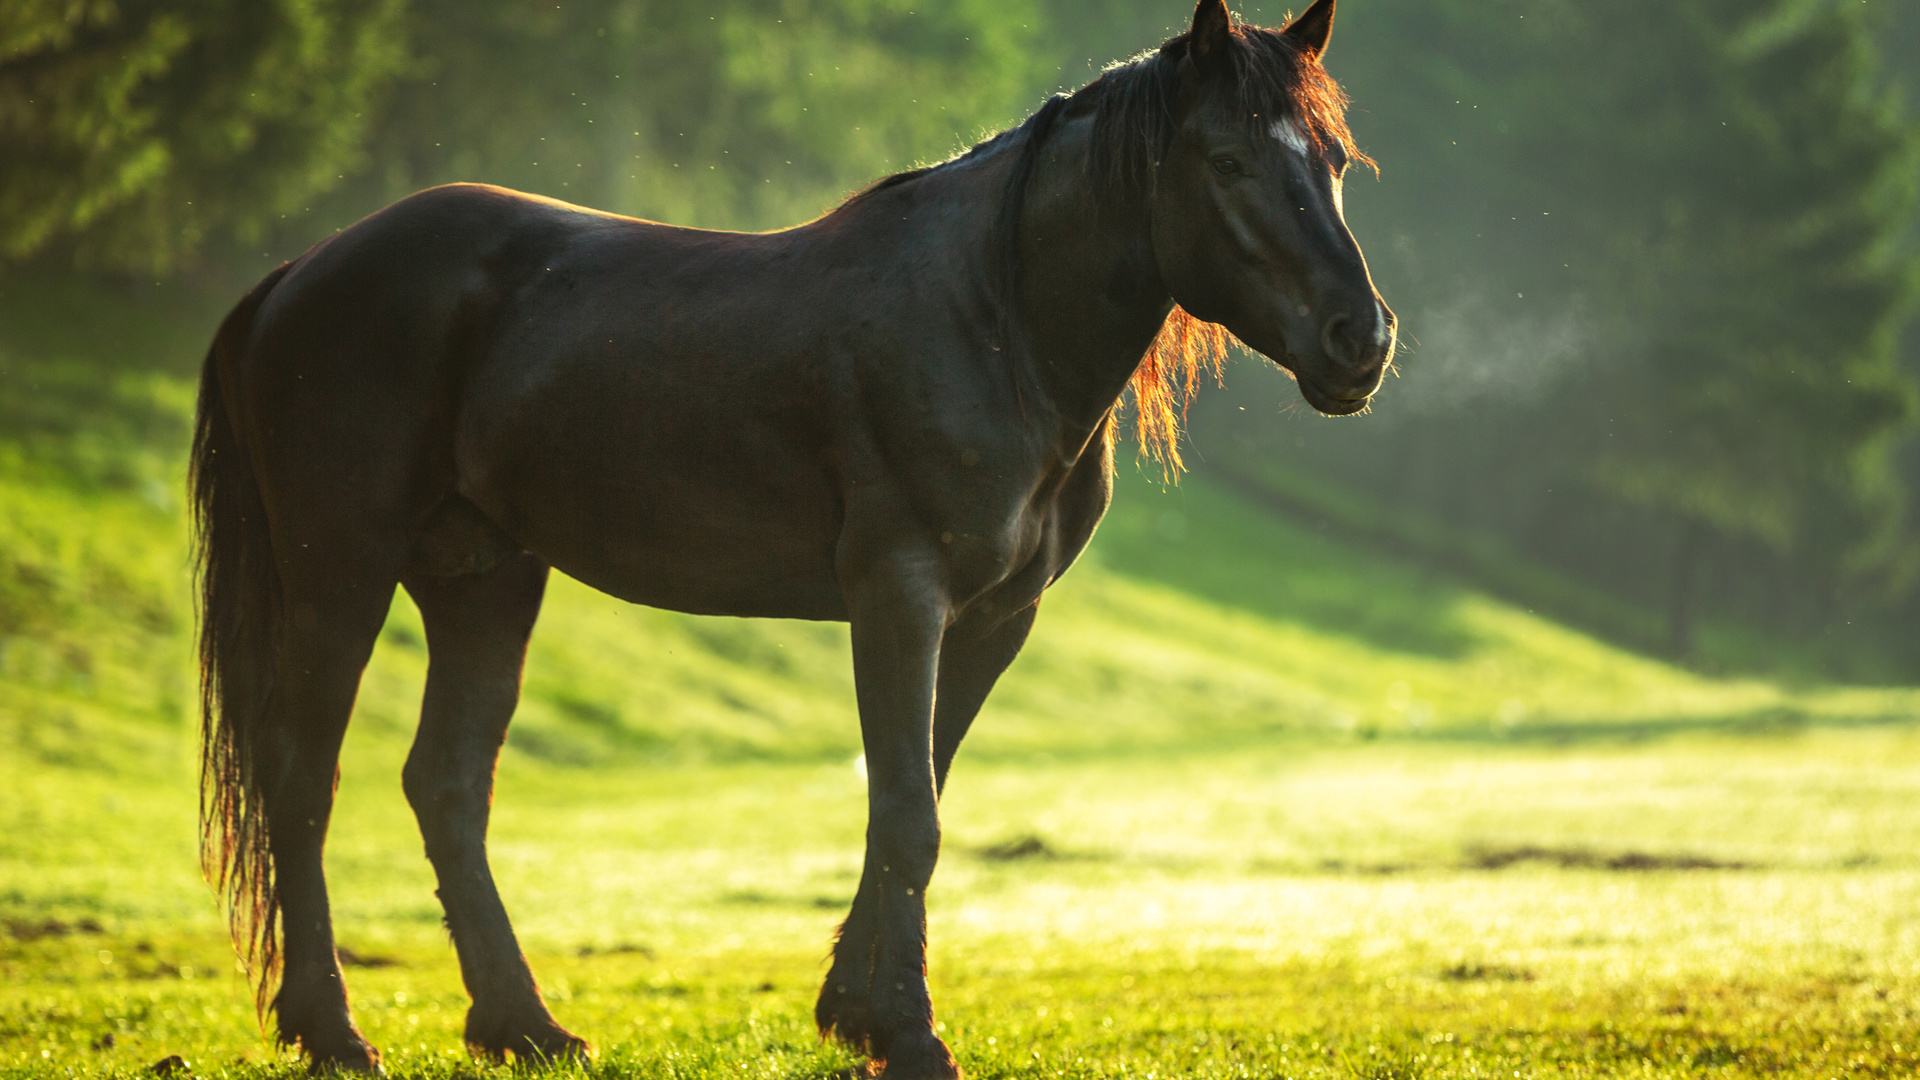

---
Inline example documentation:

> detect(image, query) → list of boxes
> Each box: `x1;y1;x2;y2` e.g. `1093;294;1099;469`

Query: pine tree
0;0;407;273
1577;0;1919;649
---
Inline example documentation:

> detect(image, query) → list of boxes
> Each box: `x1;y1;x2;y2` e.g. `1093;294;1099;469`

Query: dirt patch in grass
334;946;401;969
4;916;104;941
1464;844;1750;871
1440;962;1537;982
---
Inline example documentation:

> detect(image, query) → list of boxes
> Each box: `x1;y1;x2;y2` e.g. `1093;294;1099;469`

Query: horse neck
1008;108;1173;445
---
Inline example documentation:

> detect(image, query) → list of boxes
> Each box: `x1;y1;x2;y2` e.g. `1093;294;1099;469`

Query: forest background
6;0;1920;676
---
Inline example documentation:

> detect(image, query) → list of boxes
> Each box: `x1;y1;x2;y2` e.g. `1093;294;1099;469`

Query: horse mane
846;15;1366;476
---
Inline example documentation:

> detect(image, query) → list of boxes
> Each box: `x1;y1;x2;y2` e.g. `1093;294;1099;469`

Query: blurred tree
1460;0;1920;654
0;0;407;274
325;0;1047;233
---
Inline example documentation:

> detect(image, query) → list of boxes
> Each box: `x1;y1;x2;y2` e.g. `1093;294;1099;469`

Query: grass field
8;728;1920;1079
6;333;1920;1078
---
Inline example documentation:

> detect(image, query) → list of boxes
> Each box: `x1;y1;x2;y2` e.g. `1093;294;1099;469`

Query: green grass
8;733;1920;1078
7;320;1920;1077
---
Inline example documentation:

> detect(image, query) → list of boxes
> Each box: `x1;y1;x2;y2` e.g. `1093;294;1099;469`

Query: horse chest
934;453;1113;618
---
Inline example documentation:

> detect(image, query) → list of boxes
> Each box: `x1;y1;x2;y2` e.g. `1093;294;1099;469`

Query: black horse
191;0;1393;1074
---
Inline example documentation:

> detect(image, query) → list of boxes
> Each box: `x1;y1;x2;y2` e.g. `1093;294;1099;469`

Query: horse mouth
1297;376;1372;416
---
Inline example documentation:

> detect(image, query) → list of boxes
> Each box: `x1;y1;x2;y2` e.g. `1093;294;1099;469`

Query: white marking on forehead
1269;118;1310;156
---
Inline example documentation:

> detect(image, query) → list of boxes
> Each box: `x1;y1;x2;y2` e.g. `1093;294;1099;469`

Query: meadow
5;338;1920;1078
9;714;1920;1079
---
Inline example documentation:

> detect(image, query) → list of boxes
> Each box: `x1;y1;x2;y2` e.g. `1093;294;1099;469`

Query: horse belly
458;374;848;621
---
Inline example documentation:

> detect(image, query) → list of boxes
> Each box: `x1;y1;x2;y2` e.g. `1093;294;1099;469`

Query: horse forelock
1087;21;1371;201
1224;24;1372;171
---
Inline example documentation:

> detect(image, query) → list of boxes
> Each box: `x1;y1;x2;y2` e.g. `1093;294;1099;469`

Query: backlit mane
1128;305;1232;475
847;12;1367;476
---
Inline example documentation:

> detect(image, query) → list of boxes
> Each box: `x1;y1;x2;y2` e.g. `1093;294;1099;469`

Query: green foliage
0;0;408;272
1568;0;1920;565
1456;0;1920;560
315;0;1047;233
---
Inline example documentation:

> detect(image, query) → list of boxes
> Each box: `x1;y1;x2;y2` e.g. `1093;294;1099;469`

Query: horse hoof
876;1032;960;1080
466;1009;590;1064
519;1029;591;1064
307;1060;383;1077
303;1036;383;1075
283;1015;381;1075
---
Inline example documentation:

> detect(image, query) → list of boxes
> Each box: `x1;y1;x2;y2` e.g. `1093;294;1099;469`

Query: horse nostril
1320;314;1358;364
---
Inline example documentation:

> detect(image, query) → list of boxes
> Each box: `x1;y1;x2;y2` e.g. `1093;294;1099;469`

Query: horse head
1149;0;1396;416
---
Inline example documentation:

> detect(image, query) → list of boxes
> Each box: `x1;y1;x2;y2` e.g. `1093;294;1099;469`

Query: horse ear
1188;0;1232;69
1282;0;1335;58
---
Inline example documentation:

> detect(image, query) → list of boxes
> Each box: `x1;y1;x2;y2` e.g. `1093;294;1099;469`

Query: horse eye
1211;157;1240;176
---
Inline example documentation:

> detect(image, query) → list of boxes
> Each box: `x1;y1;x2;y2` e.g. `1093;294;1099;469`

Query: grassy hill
5;315;1918;777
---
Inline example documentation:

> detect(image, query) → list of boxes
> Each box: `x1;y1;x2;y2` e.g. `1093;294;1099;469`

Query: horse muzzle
1295;300;1393;415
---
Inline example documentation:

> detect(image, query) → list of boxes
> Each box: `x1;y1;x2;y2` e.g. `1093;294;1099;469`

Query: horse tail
190;262;292;1016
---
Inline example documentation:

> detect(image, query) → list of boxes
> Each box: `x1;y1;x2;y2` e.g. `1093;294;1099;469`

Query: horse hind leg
258;569;400;1070
400;550;587;1063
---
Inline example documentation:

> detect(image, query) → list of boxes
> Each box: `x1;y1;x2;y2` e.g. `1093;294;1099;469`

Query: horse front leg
827;563;957;1080
818;603;1039;1055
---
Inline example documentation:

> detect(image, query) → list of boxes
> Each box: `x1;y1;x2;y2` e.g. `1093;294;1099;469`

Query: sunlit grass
7;731;1920;1078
